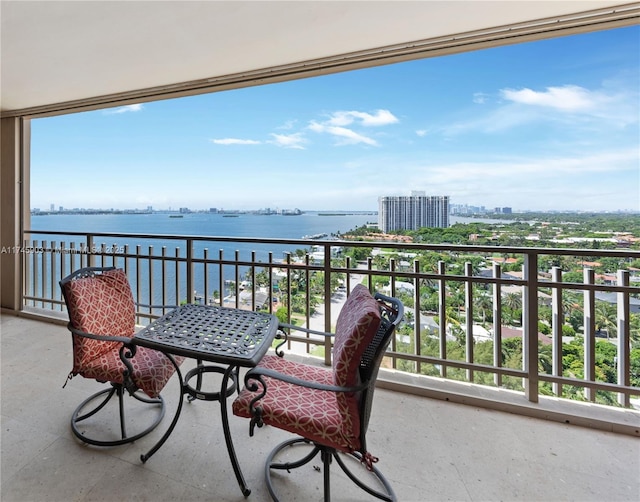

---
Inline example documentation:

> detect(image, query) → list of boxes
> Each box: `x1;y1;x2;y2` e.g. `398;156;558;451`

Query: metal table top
134;304;279;367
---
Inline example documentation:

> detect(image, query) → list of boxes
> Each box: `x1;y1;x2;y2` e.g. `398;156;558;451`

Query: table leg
187;359;204;402
221;365;251;497
140;353;184;463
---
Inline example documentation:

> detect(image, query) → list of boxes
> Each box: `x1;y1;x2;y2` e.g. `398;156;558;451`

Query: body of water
26;211;507;266
28;211;381;265
26;212;506;306
27;212;379;305
29;211;378;240
28;211;504;239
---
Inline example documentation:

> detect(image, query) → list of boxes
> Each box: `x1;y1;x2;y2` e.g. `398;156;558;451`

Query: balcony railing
21;229;640;414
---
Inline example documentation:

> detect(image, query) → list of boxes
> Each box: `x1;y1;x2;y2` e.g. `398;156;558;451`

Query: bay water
26;212;497;306
29;211;378;240
28;211;378;306
28;211;499;240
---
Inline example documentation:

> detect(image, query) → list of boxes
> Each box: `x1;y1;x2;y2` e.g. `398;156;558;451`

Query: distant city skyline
30;26;639;213
33;202;637;216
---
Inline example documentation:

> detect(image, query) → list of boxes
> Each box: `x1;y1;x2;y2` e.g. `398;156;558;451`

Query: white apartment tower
378;192;449;233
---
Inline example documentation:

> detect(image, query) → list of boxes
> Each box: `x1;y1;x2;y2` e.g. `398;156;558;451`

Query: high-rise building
378;194;449;233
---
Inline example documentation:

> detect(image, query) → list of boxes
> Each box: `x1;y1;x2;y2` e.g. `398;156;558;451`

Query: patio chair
60;266;182;447
232;284;403;501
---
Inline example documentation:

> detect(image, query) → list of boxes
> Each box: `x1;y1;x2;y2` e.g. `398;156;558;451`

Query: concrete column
1;117;30;311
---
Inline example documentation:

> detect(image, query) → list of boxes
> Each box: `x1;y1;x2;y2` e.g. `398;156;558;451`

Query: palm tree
503;291;522;311
503;291;523;325
595;301;617;339
403;310;415;331
474;292;493;324
562;292;580;321
254;268;270;288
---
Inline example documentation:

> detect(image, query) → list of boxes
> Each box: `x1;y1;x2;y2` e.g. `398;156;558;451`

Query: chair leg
265;438;322;501
264;437;396;502
333;451;397;502
71;383;165;447
322;448;332;502
118;384;127;439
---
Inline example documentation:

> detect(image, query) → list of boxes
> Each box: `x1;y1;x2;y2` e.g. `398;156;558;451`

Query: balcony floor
2;314;639;502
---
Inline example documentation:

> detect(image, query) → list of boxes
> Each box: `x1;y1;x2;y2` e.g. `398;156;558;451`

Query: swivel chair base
265;438;396;502
71;383;165;447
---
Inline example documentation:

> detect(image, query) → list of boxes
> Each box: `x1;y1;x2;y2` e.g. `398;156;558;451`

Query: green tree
503;292;523;325
595;301;617;339
474;292;493;324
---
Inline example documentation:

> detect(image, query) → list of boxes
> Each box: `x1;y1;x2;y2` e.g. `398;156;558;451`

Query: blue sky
31;25;639;213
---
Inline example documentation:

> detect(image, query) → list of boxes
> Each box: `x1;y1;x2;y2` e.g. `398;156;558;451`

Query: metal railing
21;229;640;410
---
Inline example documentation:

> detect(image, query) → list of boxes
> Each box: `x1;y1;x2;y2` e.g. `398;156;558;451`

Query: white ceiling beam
1;1;638;117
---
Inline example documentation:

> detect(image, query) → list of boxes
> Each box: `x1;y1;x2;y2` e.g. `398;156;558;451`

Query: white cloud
375;147;639;211
307;109;397;146
105;104;143;114
309;121;378;146
473;93;488;104
416;129;428;137
441;105;545;135
269;133;307;149
500;85;602;111
441;80;638;137
326;109;398;127
210;138;261;145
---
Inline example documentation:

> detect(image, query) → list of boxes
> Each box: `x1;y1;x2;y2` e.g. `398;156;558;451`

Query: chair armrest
277;323;334;338
244;365;367;394
67;324;134;346
67;324;139;393
243;364;368;435
274;323;334;357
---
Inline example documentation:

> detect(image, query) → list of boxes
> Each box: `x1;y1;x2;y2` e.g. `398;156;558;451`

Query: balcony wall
16;229;640;435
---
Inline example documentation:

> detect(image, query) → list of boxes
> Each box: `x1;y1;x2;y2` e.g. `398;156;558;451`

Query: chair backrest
332;284;403;452
359;291;403;448
60;267;136;374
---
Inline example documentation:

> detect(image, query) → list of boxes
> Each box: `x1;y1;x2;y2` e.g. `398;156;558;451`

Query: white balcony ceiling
1;1;638;116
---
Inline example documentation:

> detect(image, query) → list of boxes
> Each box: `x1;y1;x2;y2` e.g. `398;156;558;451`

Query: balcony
2;229;639;499
19;229;640;414
3;3;640;497
2;314;639;501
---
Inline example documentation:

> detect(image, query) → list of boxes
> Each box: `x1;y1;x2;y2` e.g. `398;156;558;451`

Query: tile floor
2;314;639;502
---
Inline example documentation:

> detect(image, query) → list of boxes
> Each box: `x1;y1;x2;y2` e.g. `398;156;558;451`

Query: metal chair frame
69;383;165;447
243;291;404;501
60;266;170;447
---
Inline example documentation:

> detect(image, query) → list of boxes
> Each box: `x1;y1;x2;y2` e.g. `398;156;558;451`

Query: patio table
133;303;279;497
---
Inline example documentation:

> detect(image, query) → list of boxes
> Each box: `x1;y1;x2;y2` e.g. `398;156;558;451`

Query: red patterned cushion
233;355;350;451
332;284;381;444
63;268;182;397
63;268;135;372
79;345;180;398
233;286;382;453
